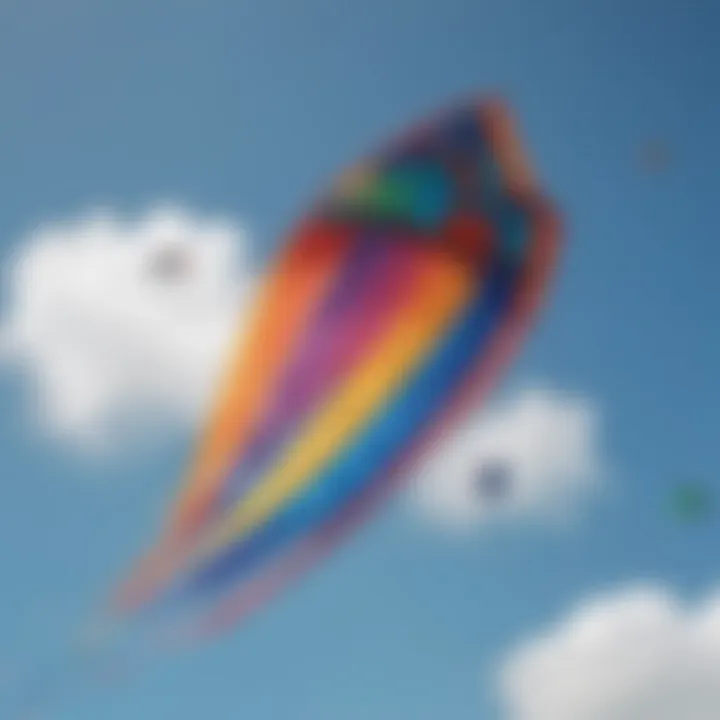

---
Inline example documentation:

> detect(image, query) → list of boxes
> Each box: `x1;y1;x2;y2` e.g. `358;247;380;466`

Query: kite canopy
114;98;562;639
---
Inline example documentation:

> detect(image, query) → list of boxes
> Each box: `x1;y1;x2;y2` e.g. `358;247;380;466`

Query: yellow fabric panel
193;254;474;561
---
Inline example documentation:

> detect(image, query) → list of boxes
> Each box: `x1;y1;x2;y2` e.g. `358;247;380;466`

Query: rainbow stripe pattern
115;99;561;637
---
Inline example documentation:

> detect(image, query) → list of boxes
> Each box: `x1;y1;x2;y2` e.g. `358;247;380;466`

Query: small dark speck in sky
638;139;674;174
670;481;714;523
146;245;193;282
474;461;513;502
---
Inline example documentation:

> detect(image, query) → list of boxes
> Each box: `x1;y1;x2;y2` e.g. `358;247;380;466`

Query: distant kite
638;139;673;174
671;482;714;523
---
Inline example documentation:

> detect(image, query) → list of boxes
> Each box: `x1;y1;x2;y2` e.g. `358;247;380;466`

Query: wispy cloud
411;386;603;529
497;584;720;720
0;205;255;452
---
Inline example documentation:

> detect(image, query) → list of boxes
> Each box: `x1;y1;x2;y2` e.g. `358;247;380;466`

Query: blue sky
0;1;719;718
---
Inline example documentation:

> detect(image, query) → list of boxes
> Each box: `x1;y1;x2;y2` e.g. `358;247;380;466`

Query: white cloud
411;387;602;529
0;206;255;452
498;584;720;720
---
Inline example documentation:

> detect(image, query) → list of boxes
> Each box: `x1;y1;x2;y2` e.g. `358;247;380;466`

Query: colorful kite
110;98;562;642
3;97;563;720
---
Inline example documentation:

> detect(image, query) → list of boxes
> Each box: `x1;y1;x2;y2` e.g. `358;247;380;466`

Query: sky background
0;1;719;718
